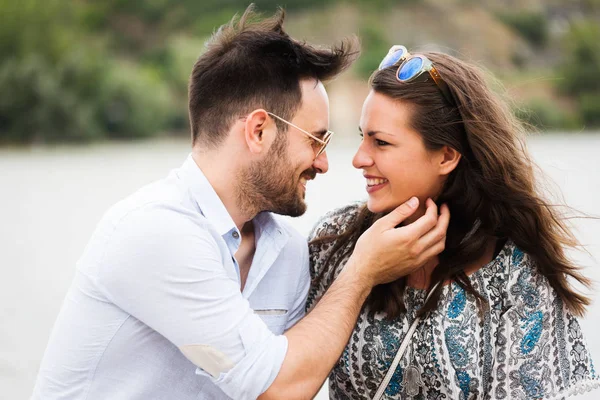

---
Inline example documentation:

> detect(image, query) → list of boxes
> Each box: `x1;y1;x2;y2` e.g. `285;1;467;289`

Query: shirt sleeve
95;204;287;400
284;240;310;330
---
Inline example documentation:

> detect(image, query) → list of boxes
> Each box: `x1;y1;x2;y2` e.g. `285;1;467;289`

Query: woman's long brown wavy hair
311;51;591;319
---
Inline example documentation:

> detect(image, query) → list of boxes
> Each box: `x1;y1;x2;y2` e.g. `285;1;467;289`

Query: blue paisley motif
513;268;540;310
376;318;404;396
518;362;544;398
456;370;471;399
445;326;469;368
520;311;543;354
520;285;540;309
447;286;466;319
384;365;403;396
381;328;400;356
512;247;524;266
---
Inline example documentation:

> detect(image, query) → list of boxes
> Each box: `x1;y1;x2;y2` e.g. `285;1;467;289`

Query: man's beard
236;137;316;218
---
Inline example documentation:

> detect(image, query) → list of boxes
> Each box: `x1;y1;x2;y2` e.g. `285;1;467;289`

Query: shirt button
232;231;239;239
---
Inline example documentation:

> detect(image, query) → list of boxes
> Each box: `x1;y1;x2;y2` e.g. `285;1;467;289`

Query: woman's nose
352;142;373;169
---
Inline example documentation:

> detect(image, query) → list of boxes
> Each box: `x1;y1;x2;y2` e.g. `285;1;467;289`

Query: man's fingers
400;198;438;238
417;203;450;246
438;203;450;233
377;197;419;229
415;240;446;267
414;203;450;264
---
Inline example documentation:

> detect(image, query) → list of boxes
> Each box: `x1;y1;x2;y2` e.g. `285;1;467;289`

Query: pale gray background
1;134;598;399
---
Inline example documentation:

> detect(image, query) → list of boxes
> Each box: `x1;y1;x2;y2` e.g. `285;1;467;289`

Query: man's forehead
299;79;328;110
300;78;326;93
290;79;329;133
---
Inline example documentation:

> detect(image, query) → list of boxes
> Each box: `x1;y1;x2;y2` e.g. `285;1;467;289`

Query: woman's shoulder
500;242;552;303
491;242;600;398
471;240;550;313
305;203;364;312
308;202;364;242
483;239;570;320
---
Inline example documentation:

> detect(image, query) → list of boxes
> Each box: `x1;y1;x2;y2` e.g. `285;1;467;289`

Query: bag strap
372;282;440;400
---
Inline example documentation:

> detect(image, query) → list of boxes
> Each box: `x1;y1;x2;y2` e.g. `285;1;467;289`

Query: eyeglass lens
397;56;424;81
379;48;407;70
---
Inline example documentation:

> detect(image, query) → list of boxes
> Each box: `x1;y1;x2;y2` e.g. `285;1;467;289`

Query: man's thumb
379;197;419;228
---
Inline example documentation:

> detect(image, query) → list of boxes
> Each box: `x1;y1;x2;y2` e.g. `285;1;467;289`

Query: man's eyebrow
312;129;328;138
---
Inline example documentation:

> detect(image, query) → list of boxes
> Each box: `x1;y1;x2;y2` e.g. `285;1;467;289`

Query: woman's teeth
367;178;388;186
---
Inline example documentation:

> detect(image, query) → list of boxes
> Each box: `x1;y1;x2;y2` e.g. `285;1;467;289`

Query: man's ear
244;109;273;154
438;145;461;176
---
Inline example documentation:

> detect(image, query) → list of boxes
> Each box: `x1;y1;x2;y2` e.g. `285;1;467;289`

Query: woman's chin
367;197;426;219
366;200;396;215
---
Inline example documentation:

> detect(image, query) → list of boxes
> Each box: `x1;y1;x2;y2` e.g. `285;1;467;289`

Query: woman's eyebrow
358;127;393;137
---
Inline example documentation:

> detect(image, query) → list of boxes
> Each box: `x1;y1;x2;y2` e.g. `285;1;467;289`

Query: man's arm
283;242;311;331
95;205;289;400
260;198;449;399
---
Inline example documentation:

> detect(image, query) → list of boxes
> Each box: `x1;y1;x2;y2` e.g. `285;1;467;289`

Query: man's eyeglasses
378;45;456;106
267;112;333;157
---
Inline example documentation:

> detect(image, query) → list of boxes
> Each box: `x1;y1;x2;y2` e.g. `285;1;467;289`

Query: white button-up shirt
31;155;310;400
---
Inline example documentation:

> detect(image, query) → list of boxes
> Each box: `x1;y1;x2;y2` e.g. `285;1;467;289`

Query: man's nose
313;151;329;174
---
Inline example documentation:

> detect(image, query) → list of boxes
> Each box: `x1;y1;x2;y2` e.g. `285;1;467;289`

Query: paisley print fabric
307;204;599;399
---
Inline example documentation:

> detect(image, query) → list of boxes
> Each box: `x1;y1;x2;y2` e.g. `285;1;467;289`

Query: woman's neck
405;238;499;290
405;257;437;289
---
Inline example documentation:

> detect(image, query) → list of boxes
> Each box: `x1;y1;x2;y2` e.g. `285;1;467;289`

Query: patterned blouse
307;204;600;400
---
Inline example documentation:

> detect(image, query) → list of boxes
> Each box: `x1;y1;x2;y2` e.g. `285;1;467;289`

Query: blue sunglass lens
398;57;424;81
378;48;406;70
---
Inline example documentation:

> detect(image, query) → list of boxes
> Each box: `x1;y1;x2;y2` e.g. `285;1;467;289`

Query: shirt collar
177;154;238;238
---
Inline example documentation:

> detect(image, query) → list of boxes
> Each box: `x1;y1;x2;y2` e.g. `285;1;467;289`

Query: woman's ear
244;109;273;154
438;145;461;176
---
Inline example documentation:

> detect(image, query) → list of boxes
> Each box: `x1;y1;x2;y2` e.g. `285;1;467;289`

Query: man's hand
259;197;449;400
347;197;450;288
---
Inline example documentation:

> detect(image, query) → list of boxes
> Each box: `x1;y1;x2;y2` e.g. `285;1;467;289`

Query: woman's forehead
361;92;412;131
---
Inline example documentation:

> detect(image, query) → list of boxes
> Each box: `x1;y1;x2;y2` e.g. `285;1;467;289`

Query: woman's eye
375;139;389;146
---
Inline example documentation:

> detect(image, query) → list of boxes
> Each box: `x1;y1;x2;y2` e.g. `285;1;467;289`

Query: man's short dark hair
188;5;359;147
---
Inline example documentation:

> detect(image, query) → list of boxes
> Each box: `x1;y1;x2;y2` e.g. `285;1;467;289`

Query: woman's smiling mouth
365;175;389;193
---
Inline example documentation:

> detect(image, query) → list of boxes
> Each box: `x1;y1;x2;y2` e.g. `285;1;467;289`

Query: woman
307;46;599;399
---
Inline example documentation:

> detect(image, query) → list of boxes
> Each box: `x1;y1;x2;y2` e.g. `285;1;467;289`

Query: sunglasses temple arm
429;68;457;106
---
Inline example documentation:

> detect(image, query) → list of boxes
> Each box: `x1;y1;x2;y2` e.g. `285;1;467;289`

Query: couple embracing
32;5;598;400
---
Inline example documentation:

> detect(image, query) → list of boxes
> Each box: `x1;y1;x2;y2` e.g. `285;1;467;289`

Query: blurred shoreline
2;128;600;152
3;1;600;145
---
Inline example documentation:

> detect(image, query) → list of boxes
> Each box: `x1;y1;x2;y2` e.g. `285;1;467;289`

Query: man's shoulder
91;174;217;255
104;172;200;226
267;214;305;242
77;174;223;290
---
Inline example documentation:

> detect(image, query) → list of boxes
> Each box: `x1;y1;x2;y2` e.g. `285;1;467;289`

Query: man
32;6;449;400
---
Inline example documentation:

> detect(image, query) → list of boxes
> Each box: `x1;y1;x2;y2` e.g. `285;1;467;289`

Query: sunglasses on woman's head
378;45;456;107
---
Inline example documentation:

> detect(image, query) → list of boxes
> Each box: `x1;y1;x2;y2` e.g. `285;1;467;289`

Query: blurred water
0;134;598;399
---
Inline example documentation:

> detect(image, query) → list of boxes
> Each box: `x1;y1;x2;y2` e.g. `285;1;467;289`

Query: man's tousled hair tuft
188;4;359;147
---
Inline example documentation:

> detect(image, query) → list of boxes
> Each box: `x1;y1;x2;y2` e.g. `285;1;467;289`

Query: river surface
1;134;598;399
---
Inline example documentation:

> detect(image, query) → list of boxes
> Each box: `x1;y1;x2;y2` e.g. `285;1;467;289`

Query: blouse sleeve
497;247;599;399
305;203;362;313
